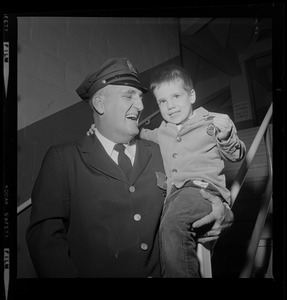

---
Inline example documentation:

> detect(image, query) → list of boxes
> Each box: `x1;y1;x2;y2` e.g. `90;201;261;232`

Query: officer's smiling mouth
126;113;139;121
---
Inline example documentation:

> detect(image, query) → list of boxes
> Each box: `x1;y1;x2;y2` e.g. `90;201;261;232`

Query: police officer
26;57;233;278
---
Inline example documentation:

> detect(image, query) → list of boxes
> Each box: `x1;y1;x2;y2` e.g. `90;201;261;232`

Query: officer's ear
92;94;105;115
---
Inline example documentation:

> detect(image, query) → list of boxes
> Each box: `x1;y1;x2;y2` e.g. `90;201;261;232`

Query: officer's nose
134;96;144;111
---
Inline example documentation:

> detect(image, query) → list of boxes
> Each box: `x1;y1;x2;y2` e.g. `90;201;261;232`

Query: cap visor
110;80;149;94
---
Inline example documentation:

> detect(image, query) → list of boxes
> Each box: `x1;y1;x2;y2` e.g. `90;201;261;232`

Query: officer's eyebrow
121;88;143;97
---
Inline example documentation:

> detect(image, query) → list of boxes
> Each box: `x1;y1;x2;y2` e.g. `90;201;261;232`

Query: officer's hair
149;64;194;94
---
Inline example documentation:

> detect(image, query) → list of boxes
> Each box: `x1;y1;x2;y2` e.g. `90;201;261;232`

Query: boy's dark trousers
159;182;220;277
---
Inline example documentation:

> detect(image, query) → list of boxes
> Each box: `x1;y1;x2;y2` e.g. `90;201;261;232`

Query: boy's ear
190;89;196;104
92;95;104;114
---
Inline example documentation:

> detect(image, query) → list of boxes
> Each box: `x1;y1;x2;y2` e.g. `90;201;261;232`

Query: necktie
114;143;133;178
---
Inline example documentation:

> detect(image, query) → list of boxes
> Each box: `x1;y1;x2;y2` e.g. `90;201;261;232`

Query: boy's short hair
150;64;194;94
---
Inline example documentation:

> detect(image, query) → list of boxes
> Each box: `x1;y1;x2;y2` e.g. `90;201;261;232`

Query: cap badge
126;60;137;74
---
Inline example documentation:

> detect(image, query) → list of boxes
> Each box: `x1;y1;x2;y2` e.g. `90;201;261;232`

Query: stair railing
229;102;273;207
236;104;273;278
198;102;273;278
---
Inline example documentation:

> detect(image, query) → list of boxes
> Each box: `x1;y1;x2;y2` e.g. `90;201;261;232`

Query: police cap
76;57;149;102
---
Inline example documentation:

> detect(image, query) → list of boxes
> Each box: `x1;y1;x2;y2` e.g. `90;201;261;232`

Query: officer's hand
193;189;234;244
210;113;233;141
86;123;96;136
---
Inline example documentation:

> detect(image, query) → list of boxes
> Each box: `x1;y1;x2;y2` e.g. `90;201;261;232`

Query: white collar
177;111;196;130
94;128;136;159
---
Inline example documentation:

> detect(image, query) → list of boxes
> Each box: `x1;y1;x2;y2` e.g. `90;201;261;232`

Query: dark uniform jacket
26;135;165;278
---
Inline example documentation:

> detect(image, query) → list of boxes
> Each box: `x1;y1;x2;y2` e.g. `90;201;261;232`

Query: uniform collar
77;133;152;184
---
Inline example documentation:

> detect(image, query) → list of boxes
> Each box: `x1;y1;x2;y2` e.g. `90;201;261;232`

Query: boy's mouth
169;110;180;117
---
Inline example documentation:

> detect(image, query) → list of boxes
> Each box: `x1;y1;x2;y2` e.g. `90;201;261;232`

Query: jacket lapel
129;139;152;183
77;135;153;184
77;135;126;182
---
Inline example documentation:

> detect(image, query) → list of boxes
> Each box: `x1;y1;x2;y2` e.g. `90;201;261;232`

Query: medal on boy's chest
204;115;216;136
206;123;216;136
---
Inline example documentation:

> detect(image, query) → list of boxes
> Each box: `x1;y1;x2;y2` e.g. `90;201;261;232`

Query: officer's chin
131;126;139;136
126;122;139;137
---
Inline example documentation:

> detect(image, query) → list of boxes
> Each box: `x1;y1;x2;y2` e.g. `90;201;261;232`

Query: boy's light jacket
140;107;246;204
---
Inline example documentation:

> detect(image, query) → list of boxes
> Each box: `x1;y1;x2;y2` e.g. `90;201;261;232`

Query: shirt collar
177;111;197;130
94;128;136;158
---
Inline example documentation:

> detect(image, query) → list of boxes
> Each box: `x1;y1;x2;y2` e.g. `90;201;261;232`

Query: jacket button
129;186;136;193
176;136;182;142
134;214;141;221
172;169;178;173
172;153;178;158
140;243;148;251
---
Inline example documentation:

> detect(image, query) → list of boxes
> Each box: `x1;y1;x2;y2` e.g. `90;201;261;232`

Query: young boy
139;64;246;278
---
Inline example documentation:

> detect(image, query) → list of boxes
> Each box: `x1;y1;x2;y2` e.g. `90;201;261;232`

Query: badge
204;115;216;136
206;123;216;136
126;60;137;74
155;171;167;191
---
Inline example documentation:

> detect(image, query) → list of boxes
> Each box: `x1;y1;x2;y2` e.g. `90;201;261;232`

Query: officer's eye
122;93;133;100
122;90;143;101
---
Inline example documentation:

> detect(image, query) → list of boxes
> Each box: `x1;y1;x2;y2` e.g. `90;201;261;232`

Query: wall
17;16;181;206
17;16;180;278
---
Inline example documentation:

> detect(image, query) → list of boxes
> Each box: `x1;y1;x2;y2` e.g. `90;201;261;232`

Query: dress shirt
94;128;136;165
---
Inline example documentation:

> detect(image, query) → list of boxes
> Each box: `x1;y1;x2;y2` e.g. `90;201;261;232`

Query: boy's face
154;78;196;125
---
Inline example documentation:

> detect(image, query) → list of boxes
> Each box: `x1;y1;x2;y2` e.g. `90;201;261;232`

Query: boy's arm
212;113;246;162
216;125;246;162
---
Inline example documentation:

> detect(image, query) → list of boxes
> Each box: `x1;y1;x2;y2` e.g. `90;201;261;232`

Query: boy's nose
167;99;174;109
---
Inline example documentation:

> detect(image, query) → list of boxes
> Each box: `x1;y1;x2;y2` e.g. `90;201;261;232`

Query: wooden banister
230;103;273;207
199;103;273;278
239;122;273;278
139;109;160;127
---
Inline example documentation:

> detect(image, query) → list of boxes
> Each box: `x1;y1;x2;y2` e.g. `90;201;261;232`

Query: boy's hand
86;123;96;136
210;113;233;141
